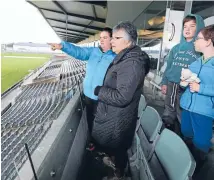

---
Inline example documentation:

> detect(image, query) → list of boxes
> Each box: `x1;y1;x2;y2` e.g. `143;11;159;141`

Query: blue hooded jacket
61;41;116;100
161;14;205;85
180;56;214;118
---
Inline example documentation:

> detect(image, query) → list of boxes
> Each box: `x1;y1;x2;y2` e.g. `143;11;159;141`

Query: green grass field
1;52;51;93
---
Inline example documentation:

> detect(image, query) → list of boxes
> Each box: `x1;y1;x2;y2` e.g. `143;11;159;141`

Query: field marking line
3;56;48;59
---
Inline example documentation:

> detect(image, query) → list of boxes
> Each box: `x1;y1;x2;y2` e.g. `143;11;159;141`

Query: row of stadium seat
129;95;195;180
1;56;86;180
1;92;70;130
1;122;53;180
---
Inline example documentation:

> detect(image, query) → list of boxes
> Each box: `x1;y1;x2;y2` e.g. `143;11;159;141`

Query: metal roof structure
27;1;214;46
27;0;166;46
27;0;108;43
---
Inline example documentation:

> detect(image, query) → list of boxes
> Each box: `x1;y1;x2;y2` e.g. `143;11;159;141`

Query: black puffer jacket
92;45;150;149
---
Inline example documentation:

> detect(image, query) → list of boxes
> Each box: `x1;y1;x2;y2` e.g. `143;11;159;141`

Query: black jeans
84;96;98;135
162;82;184;135
113;149;128;176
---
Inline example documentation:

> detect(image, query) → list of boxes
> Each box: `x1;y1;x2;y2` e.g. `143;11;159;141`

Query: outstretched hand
47;43;62;51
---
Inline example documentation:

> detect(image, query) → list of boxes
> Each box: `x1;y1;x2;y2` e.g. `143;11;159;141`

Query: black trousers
84;96;98;135
112;148;128;175
162;82;184;135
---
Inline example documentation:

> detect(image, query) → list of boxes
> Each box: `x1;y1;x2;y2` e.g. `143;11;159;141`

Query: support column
184;0;193;17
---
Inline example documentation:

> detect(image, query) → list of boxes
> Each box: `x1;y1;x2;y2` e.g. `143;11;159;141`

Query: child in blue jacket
180;25;214;174
160;14;205;133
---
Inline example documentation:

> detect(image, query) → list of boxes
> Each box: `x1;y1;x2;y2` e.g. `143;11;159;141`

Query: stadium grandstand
1;1;214;180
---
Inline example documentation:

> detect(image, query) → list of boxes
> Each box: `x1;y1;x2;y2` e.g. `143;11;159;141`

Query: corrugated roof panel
42;10;92;24
84;28;99;34
48;20;85;31
61;37;79;43
53;27;91;36
60;1;94;17
94;6;107;19
42;10;66;21
29;1;62;12
90;21;106;28
27;0;108;43
66;24;85;31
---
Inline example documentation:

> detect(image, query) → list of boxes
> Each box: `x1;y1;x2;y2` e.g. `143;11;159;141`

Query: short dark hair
200;25;214;46
183;15;196;26
102;27;112;37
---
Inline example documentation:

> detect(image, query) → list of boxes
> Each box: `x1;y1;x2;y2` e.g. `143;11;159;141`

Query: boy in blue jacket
180;25;214;174
160;14;205;133
49;28;116;135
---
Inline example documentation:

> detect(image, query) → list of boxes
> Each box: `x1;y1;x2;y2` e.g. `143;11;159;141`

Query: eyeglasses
111;37;124;40
195;37;205;41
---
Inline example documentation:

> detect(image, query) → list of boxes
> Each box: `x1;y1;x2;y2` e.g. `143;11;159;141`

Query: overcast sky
0;0;61;44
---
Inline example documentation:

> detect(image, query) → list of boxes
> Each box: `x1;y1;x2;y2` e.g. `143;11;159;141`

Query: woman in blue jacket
48;28;116;135
180;25;214;174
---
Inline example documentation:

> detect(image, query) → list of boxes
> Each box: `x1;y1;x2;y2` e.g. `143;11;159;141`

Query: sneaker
103;156;116;171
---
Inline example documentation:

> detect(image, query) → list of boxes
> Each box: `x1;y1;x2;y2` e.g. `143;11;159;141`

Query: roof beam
140;38;160;47
59;37;84;42
81;21;93;36
47;18;103;31
57;33;85;39
58;35;84;41
59;35;81;40
52;1;67;14
58;35;83;39
40;8;105;23
61;38;78;43
52;26;95;35
92;5;97;18
80;1;107;8
55;31;89;38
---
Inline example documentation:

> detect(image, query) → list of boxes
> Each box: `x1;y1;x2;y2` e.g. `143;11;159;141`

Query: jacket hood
180;14;205;43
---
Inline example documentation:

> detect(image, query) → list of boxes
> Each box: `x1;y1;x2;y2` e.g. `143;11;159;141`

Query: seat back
138;94;147;117
130;106;163;159
129;106;163;180
140;106;162;142
129;128;155;180
155;129;196;180
160;62;167;75
153;75;162;85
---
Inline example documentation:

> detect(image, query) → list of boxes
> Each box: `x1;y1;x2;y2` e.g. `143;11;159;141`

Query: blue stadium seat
154;129;196;180
130;128;196;180
129;106;163;180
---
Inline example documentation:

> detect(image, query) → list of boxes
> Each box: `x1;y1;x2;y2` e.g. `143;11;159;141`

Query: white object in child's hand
180;68;200;91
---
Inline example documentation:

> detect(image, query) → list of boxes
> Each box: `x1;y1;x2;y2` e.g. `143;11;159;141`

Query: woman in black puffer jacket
92;21;150;179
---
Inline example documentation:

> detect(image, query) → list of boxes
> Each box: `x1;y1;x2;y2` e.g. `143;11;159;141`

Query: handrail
1;79;23;98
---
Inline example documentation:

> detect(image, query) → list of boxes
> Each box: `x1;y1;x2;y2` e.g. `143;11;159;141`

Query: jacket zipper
203;58;214;109
211;97;214;109
188;61;202;109
188;59;211;109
